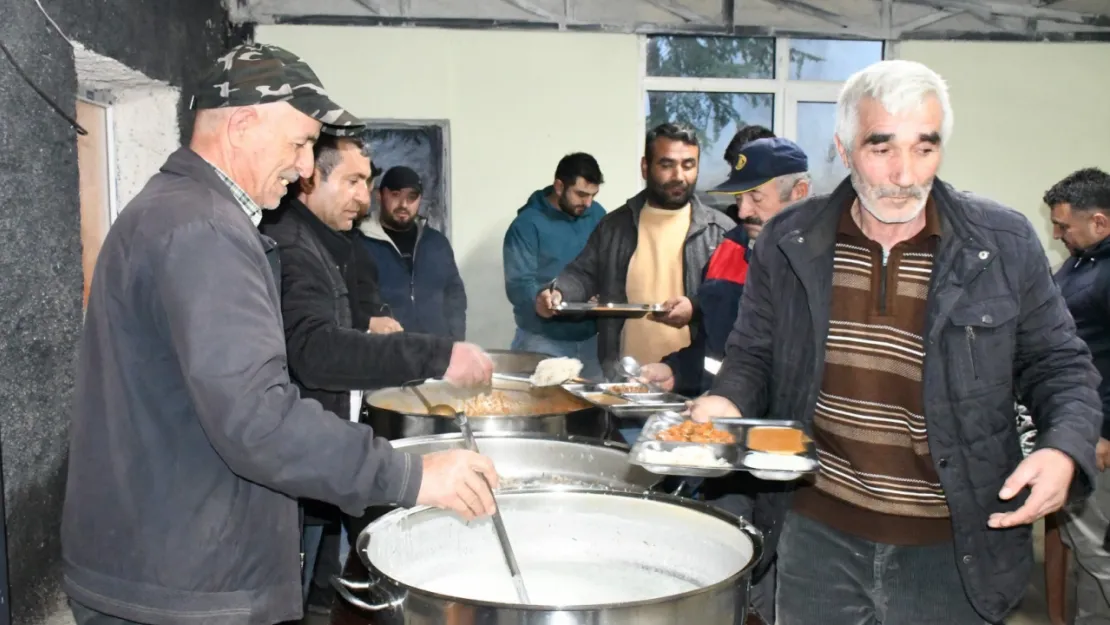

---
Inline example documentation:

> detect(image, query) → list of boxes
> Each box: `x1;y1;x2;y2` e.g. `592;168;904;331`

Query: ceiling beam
880;0;894;36
895;9;962;35
898;0;1107;26
765;0;854;29
349;0;385;15
500;0;562;23
640;0;715;24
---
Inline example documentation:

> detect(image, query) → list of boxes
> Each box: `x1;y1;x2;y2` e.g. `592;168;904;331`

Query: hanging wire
0;0;87;135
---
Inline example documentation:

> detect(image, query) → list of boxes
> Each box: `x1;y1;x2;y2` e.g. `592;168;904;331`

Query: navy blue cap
711;137;808;194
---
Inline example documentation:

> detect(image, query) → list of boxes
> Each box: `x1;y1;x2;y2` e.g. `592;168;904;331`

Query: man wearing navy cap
641;137;811;396
638;137;810;625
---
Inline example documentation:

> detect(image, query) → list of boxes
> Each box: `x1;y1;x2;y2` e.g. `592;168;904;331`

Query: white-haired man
687;59;1101;624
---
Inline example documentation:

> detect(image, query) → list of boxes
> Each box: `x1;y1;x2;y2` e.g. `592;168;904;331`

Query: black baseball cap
379;166;423;195
711;137;808;194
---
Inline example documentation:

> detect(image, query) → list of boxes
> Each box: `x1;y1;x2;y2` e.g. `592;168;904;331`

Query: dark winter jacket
260;198;455;424
1055;236;1110;438
712;176;1102;624
552;190;734;379
62;148;428;625
358;212;467;341
663;224;751;395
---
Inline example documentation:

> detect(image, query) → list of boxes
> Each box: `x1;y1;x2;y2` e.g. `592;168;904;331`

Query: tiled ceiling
228;0;1110;40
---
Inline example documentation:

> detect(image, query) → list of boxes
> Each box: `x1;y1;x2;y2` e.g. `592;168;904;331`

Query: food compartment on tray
629;412;743;477
596;382;652;395
630;413;818;479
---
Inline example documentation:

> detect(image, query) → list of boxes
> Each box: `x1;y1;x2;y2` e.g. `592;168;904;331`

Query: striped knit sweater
792;200;952;545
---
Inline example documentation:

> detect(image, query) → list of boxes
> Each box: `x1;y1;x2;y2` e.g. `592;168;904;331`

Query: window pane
789;39;883;81
794;101;847;196
647;36;774;79
645;91;774;211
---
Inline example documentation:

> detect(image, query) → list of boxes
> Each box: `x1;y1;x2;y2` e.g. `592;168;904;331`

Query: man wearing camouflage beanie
60;43;500;625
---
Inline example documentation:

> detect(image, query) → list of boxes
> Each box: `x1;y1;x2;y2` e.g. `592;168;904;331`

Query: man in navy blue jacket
1046;167;1110;624
503;153;606;379
641;138;811;396
358;166;467;340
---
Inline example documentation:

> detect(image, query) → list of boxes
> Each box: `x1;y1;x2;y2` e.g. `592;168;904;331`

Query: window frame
358;118;453;241
639;36;888;163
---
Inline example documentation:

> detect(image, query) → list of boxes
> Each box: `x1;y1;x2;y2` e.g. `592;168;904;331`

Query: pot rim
355;485;764;612
389;430;632;452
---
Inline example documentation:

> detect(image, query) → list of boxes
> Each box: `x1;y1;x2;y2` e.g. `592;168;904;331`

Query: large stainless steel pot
364;349;609;439
388;432;661;491
333;488;762;624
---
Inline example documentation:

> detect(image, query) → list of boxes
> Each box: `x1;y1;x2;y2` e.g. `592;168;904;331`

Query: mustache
872;185;927;199
741;217;763;226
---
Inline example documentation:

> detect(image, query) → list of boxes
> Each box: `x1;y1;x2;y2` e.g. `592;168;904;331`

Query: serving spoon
401;380;531;603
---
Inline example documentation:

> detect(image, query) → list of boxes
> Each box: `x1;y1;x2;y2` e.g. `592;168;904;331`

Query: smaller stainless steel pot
364;350;609;439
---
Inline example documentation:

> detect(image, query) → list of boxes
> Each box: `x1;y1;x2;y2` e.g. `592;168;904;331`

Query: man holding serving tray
534;123;732;442
686;59;1102;624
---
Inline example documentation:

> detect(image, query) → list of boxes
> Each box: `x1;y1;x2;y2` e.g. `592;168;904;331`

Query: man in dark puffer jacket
1044;167;1110;623
260;134;492;611
688;60;1102;625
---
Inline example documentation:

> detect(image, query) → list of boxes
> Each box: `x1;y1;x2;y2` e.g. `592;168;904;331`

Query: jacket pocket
947;297;1019;398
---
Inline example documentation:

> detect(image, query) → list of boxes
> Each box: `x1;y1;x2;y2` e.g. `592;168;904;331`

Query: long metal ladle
403;381;531;603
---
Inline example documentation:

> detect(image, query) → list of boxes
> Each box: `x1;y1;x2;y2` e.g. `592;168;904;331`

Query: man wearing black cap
358;166;467;340
61;43;498;625
641;137;810;396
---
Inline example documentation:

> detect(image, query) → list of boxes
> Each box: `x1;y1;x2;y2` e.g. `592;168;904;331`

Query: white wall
895;41;1110;267
256;25;644;347
73;42;181;214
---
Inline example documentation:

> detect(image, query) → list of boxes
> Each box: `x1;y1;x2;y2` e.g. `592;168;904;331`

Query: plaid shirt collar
201;157;263;226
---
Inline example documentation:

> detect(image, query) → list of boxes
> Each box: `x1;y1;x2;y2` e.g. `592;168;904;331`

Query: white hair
835;60;953;151
776;172;811;201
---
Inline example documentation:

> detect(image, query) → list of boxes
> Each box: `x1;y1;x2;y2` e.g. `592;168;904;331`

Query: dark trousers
70;600;147;625
776;512;991;625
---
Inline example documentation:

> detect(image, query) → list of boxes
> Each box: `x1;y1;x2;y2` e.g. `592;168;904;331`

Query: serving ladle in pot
453;409;531;604
404;382;458;417
401;381;531;603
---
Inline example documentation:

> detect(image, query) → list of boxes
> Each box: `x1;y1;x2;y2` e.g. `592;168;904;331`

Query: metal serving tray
628;412;819;480
561;386;688;415
553;301;667;316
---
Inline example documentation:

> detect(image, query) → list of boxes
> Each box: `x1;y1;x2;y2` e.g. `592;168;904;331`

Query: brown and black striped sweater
792;199;952;545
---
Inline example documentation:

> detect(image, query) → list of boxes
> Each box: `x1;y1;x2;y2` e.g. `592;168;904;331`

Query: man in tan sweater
535;123;733;441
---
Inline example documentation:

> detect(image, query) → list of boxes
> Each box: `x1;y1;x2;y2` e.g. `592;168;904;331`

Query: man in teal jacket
503;153;605;378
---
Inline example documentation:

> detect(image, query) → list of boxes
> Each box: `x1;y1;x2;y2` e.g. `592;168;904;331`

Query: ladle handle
453;413;531;604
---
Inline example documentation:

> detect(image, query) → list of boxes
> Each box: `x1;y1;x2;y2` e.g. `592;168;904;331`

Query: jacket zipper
878;248;889;315
965;326;978;380
409;226;424;303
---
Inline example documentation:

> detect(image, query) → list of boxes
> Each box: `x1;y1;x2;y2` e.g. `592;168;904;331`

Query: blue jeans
776;513;989;624
301;523;324;602
510;328;602;380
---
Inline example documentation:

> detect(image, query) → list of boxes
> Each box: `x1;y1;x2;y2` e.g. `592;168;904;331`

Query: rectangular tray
562;386;687;415
609;392;688;413
628;412;819;479
596;382;653;395
553;301;667;316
